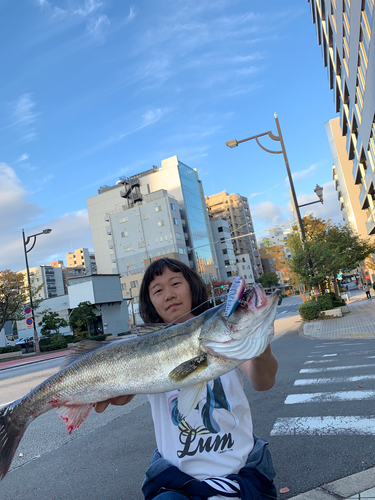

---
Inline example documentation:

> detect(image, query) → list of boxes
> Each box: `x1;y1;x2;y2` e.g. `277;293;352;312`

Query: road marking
294;374;375;386
323;354;337;357
285;390;375;404
270;416;375;436
300;364;375;373
304;359;337;364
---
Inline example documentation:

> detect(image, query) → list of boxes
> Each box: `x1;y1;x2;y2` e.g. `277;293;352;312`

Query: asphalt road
1;310;374;499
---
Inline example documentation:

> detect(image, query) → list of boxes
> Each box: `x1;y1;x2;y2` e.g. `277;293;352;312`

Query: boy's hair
139;258;210;323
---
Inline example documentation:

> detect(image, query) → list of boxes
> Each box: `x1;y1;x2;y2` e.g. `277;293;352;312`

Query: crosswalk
270;341;375;436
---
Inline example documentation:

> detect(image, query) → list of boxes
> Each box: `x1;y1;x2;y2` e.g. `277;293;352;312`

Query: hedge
298;300;321;321
0;345;22;354
316;294;333;311
333;300;346;308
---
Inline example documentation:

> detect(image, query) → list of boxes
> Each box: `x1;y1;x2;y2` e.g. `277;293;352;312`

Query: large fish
0;279;279;479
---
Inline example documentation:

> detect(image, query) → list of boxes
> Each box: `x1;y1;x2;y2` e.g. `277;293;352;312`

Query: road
1;300;374;499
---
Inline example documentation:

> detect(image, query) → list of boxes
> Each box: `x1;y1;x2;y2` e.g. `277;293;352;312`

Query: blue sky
1;0;342;271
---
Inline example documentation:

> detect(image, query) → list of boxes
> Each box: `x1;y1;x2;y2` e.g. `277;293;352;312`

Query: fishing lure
224;276;246;319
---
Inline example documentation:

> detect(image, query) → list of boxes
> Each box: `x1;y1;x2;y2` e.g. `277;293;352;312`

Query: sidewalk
292;290;375;499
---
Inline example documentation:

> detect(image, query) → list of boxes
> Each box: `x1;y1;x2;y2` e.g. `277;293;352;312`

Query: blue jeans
153;493;189;499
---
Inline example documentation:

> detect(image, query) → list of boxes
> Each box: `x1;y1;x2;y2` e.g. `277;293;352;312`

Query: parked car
15;336;34;348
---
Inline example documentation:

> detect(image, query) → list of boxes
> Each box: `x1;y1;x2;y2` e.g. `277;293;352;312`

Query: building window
179;248;185;254
173;218;178;225
119;216;128;223
218;227;223;232
155;206;162;212
176;232;181;240
223;249;228;255
130;280;138;288
165;235;168;241
138;241;146;248
157;220;165;227
224;260;230;265
143;213;149;220
160;236;163;242
126;259;135;266
171;203;176;211
121;283;127;290
124;244;133;252
121;231;128;238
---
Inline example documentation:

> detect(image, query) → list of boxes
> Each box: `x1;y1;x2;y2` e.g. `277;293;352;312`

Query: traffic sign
25;306;32;315
26;318;33;326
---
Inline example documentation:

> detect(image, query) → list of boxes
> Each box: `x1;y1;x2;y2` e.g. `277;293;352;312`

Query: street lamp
226;113;307;240
22;228;52;353
298;184;324;208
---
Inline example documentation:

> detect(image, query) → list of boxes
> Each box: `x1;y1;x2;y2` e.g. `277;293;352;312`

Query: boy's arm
240;344;278;391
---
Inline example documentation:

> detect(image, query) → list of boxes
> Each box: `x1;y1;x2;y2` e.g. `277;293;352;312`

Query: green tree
39;308;68;337
0;269;43;332
260;272;280;289
289;216;375;293
69;301;97;337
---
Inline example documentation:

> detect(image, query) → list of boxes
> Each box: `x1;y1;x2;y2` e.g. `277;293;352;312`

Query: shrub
39;337;52;347
0;345;22;354
40;340;67;352
298;301;321;321
333;300;346;308
317;294;333;311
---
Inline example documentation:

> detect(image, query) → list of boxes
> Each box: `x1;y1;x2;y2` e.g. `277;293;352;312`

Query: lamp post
226;113;307;240
22;228;52;353
226;114;324;292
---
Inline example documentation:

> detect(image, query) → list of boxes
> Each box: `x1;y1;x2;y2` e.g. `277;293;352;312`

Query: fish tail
0;402;29;480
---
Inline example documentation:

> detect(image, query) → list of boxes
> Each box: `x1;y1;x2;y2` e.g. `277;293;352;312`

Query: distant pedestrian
363;283;372;299
373;282;375;293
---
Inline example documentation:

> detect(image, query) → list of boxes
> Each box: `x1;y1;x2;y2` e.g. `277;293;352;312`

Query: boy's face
148;267;195;324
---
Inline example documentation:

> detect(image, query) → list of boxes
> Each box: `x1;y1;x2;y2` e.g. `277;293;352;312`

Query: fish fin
168;353;208;382
177;382;207;418
57;403;94;435
225;276;246;319
60;340;106;368
0;402;29;480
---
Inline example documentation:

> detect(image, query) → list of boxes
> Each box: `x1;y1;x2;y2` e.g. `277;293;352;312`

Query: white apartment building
87;155;217;284
205;190;262;280
20;265;65;300
235;254;255;285
209;218;238;282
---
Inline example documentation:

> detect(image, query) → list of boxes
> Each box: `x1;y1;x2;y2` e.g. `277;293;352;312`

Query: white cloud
0;162;92;271
127;6;136;22
289;163;318;182
251;200;290;229
74;0;103;17
142;108;166;126
86;14;110;40
17;153;29;162
12;94;39;127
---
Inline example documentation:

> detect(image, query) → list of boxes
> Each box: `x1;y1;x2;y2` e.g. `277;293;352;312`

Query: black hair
139;258;210;323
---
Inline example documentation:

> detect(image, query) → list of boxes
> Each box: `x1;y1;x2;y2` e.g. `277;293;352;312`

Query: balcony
366;209;375;235
106;227;112;235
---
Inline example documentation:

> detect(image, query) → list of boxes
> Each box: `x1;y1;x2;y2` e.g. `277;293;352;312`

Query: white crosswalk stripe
270;342;375;436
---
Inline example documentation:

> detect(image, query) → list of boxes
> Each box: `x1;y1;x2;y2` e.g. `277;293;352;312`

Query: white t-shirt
148;367;254;487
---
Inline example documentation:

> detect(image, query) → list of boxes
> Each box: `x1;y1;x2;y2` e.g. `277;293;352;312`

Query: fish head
198;284;280;361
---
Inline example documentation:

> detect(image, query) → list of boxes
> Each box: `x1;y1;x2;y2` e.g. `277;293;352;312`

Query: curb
288;467;375;499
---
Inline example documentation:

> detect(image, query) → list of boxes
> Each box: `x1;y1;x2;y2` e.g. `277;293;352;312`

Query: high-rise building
66;248;97;275
205;191;263;280
326;117;374;239
87;155;217;284
209;218;238;282
308;0;375;234
50;260;85;295
20;265;65;300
